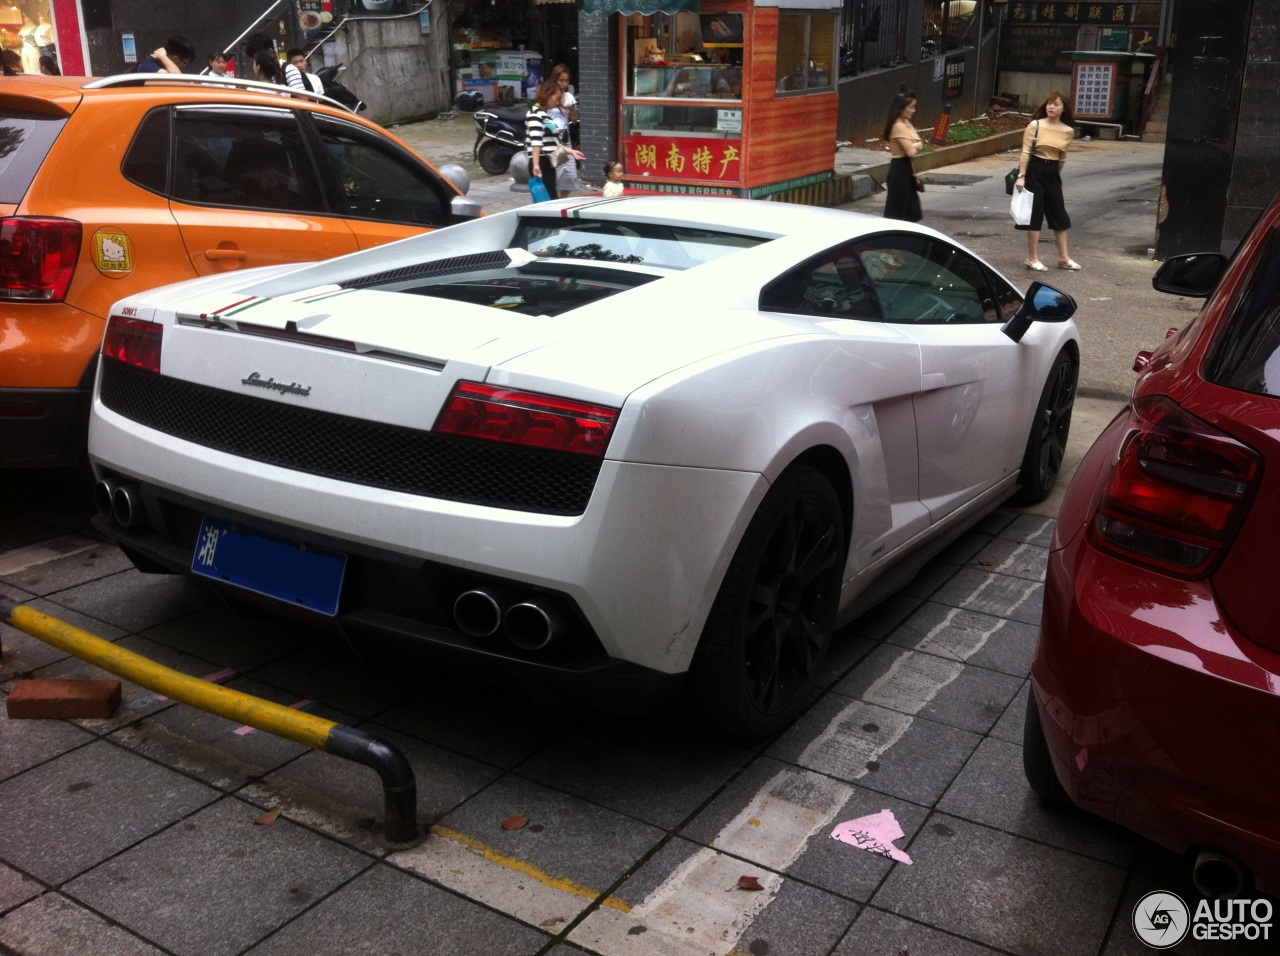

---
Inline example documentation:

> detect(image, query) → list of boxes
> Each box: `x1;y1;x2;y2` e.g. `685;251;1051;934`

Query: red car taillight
102;315;163;373
0;217;81;302
1089;396;1261;577
435;381;618;457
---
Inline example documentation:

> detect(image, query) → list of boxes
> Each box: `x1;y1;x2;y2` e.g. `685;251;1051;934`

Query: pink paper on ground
830;809;913;864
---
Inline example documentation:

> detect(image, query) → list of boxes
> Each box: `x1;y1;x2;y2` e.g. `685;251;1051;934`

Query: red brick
6;679;123;720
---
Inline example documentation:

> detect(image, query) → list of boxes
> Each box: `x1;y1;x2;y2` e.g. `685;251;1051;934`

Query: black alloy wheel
1012;349;1078;505
691;466;845;738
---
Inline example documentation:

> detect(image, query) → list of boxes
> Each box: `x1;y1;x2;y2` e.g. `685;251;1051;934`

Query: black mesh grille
99;359;601;515
344;251;512;289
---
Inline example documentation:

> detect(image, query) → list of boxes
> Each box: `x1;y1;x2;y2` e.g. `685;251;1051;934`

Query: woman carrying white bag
1013;91;1080;272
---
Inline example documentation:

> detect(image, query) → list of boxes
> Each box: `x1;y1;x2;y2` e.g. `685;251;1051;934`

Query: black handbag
914;175;925;193
1005;121;1039;195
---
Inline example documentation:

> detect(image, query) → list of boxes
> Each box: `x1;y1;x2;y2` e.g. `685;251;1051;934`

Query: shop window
625;11;743;100
921;1;988;58
775;13;837;94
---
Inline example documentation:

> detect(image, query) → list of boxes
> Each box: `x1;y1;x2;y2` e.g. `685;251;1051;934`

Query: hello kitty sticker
92;228;135;277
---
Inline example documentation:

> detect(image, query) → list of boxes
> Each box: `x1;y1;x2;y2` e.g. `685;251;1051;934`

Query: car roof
0;73;359;121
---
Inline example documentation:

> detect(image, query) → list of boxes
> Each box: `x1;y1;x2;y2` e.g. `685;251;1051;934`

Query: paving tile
1;542;135;597
770;694;982;805
391;774;663;928
515;717;755;829
887;601;1040;678
0;740;218;884
569;835;858;956
376;678;572;769
832;644;1024;735
1001;514;1057;548
901;557;962;600
939;736;1136;866
682;756;928;902
817;632;878;690
139;603;317;671
990;679;1031;744
873;814;1127;956
934;529;995;567
929;567;1045;625
973;508;1019;537
246;863;548;955
835;906;1010;955
0;892;166;956
0;862;43;914
65;796;368;956
239;721;501;853
0;694;95;777
42;568;216;635
108;674;344;792
240;641;422;721
968;537;1049;582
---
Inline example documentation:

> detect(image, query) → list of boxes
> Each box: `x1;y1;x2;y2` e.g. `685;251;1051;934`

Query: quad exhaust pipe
452;588;564;650
95;478;146;531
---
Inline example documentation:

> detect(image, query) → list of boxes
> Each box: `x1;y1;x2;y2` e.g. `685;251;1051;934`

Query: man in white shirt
288;48;325;95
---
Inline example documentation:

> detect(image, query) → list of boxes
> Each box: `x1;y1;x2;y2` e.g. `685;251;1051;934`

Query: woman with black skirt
1014;91;1080;271
883;90;923;223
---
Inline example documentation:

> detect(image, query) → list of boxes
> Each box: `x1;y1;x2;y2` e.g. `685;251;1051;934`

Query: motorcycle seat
483;106;530;125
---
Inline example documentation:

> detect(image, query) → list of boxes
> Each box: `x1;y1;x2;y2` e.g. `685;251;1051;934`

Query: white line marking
917;608;1005;661
572;768;854;956
863;651;964;714
800;700;914;779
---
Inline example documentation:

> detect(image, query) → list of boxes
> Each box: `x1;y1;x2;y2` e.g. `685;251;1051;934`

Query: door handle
204;249;248;262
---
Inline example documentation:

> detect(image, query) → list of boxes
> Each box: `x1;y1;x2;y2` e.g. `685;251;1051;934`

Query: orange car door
309;114;457;249
168;106;358;275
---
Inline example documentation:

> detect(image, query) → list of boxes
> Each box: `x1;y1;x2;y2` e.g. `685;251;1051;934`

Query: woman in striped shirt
526;82;585;200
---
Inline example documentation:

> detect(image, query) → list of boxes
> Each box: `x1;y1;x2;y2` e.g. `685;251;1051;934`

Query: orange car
1;74;480;468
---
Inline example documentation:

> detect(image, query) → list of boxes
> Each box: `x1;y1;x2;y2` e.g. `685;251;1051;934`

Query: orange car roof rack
84;73;354;113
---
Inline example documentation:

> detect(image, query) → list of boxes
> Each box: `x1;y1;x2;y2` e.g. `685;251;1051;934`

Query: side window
854;233;999;324
171;111;326;213
760;244;882;320
121;108;171;194
312;117;449;227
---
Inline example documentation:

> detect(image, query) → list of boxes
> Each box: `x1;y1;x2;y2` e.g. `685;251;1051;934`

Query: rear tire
478;139;513;175
1011;349;1077;505
1023;686;1071;806
688;466;845;738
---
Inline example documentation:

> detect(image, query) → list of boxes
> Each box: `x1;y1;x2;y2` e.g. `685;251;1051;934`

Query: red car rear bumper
1033;527;1280;894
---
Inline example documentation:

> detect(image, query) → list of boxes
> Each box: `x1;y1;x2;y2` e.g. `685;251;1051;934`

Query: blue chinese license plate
191;517;347;616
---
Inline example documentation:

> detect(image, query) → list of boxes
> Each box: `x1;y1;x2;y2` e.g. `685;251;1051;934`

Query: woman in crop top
1014;91;1080;271
882;90;923;223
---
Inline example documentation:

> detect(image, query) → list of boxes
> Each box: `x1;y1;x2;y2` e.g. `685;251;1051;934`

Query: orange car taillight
435;381;618;457
1089;396;1261;577
102;315;163;373
0;217;81;302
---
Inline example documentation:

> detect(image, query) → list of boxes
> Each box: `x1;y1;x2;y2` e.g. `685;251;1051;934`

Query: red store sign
625;135;743;183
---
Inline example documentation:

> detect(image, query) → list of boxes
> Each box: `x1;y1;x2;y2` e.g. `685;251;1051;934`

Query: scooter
316;64;366;113
454;90;525;175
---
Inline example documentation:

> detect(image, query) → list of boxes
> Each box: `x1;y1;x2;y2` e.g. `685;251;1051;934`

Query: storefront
593;0;840;198
1;0;79;75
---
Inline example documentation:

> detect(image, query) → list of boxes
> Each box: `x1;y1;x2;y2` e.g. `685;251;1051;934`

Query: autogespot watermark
1132;891;1273;948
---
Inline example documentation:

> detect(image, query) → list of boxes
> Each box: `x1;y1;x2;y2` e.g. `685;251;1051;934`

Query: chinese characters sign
1073;62;1116;117
944;55;965;98
1007;3;1137;22
624;135;743;183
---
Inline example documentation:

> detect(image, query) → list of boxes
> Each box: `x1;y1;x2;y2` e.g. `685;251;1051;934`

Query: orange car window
312;116;449;228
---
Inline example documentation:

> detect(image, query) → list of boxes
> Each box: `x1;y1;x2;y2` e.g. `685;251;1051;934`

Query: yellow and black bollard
0;598;419;845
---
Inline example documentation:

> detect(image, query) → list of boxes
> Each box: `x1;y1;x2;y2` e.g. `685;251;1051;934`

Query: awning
581;0;702;15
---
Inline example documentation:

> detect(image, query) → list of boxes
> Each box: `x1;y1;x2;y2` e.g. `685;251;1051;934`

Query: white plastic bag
1010;187;1034;227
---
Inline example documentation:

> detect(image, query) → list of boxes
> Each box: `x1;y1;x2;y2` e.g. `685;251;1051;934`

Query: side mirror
1153;253;1227;297
1001;281;1077;342
450;195;484;221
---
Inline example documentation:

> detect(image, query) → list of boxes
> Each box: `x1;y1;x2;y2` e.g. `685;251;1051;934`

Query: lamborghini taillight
435;381;618;457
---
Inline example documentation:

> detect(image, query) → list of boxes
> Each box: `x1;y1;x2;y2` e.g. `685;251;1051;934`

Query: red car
1026;194;1280;900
